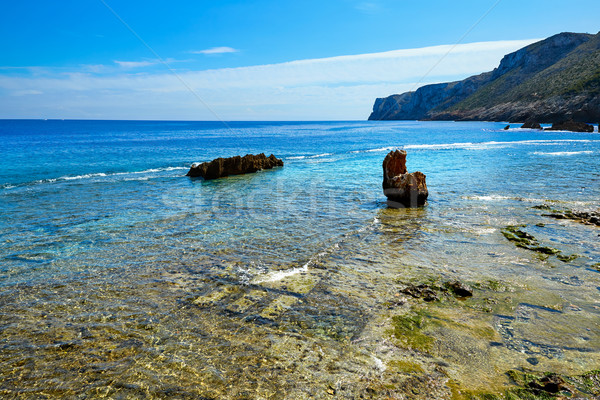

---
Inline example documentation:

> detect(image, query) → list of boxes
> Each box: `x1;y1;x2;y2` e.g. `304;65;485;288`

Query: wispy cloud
12;90;43;96
114;60;157;69
190;46;239;55
0;39;539;120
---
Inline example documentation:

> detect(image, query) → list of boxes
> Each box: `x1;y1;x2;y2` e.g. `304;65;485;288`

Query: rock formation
187;153;283;179
382;150;428;207
369;32;600;123
544;120;594;132
521;120;542;129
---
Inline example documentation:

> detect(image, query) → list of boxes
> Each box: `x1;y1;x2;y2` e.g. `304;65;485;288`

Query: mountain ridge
368;32;600;123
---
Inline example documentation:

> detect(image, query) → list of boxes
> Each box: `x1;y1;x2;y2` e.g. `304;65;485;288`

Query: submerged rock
545;120;594;132
528;373;570;394
400;284;439;302
445;281;473;298
382;150;428;207
187;153;283;179
541;208;600;227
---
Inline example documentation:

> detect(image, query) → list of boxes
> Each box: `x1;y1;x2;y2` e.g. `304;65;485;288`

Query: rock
382;150;428;207
503;125;510;130
400;284;439;302
544;120;594;132
445;281;473;297
528;373;569;394
187;153;283;179
541;208;600;227
521;120;542;129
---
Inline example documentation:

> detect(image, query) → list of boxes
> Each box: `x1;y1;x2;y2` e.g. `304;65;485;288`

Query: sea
0;120;599;399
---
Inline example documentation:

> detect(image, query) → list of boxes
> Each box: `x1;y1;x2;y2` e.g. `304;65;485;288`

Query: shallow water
0;120;599;398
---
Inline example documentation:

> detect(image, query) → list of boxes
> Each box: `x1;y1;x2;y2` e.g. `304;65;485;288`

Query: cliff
369;32;600;123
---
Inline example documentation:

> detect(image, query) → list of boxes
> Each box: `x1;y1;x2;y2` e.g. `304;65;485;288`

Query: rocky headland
187;153;283;179
369;31;600;124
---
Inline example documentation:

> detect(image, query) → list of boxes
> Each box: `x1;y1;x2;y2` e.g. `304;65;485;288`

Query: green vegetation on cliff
369;32;600;123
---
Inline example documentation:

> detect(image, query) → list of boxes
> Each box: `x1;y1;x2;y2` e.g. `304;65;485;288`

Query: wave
348;139;597;154
350;146;396;154
533;151;594;156
2;166;189;190
50;166;188;182
287;153;333;160
465;195;548;203
465;195;513;201
252;243;339;284
404;139;595;151
252;263;309;284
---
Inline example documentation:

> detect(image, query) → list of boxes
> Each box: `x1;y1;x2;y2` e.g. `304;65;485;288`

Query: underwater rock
545;120;594;132
528;373;569;394
400;284;439;302
382;150;428;207
187;153;283;179
541;208;600;227
445;281;473;297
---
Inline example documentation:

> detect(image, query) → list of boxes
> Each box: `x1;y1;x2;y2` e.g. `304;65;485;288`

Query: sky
1;0;599;121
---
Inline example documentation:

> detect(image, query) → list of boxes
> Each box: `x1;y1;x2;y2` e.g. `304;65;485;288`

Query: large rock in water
382;150;428;207
521;120;542;129
544;120;594;132
187;153;283;179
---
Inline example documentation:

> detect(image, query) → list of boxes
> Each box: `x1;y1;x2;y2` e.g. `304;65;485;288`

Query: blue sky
1;0;599;120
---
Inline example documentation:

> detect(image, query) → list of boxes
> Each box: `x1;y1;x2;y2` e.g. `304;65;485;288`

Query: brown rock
187;153;283;179
544;120;594;132
382;150;428;207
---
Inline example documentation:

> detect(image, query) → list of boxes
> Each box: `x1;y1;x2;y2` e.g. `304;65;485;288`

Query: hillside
368;32;600;123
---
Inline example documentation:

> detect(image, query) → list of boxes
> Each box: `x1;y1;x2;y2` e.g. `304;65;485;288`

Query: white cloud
114;60;157;68
0;39;539;120
12;90;43;96
191;46;239;55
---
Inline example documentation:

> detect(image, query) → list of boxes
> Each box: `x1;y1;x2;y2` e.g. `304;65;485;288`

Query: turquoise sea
1;120;599;398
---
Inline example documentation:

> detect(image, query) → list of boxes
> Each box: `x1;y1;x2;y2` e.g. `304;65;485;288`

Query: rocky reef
544;120;595;132
382;150;428;207
187;153;283;180
369;31;600;123
534;204;600;227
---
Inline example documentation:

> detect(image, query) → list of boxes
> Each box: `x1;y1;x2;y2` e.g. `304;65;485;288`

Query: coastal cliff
369;32;600;123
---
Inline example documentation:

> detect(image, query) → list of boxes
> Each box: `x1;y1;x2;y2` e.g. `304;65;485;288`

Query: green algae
579;369;600;394
501;225;573;261
388;359;425;374
390;309;436;351
451;368;600;400
556;253;579;263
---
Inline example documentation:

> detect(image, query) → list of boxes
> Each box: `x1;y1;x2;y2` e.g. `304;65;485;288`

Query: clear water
1;120;599;398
